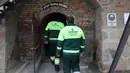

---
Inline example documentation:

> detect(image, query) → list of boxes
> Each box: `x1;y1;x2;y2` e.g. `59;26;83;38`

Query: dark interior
39;12;67;56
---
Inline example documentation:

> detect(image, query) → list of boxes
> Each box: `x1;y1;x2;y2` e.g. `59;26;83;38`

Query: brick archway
19;0;96;61
37;12;67;56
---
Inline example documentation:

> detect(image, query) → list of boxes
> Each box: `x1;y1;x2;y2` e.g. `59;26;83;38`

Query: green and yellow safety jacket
44;21;64;42
56;24;85;55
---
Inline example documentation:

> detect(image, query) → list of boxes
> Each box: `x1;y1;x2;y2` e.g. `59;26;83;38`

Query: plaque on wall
107;13;117;26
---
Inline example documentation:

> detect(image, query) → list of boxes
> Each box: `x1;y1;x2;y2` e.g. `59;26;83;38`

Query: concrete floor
39;56;101;73
39;62;100;73
7;57;130;73
39;63;100;73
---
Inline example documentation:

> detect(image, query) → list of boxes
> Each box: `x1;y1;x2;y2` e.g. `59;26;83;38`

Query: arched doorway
19;0;101;72
39;12;67;57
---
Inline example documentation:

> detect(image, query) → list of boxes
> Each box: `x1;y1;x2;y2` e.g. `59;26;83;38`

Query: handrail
108;15;130;73
32;45;39;73
32;12;40;73
33;48;36;73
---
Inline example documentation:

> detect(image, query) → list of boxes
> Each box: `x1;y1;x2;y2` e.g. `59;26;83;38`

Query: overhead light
9;0;16;3
0;6;4;14
9;0;14;2
0;6;4;11
0;10;4;14
0;11;2;14
5;6;8;9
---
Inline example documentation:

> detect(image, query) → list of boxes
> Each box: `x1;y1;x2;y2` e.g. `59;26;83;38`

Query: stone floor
39;62;101;73
39;56;101;73
7;56;130;73
39;62;130;73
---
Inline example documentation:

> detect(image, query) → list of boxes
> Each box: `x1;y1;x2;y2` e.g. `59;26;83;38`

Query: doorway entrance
39;12;67;56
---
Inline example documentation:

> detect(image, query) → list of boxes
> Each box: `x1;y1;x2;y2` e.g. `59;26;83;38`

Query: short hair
66;16;74;23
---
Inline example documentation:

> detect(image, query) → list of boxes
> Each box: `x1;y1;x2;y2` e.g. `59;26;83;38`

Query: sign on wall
42;2;68;9
124;13;130;25
107;13;117;26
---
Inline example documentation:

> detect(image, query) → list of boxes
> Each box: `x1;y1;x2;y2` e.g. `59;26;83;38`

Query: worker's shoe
54;65;60;72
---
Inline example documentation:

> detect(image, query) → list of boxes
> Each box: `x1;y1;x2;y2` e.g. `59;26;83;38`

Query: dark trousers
49;40;57;56
63;54;80;73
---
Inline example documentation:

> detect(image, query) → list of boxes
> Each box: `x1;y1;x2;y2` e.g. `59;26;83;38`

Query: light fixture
0;6;4;14
0;11;2;14
9;0;14;2
0;6;4;11
5;6;8;9
8;0;16;3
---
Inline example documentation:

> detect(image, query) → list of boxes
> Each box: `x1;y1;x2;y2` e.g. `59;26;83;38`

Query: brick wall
19;0;95;61
0;0;130;72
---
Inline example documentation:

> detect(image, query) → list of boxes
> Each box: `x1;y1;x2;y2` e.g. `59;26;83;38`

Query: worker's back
56;16;85;73
58;23;85;55
45;21;64;40
44;21;64;57
44;21;64;41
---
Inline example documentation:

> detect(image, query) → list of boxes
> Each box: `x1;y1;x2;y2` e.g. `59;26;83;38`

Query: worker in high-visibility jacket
56;16;85;73
44;21;64;71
